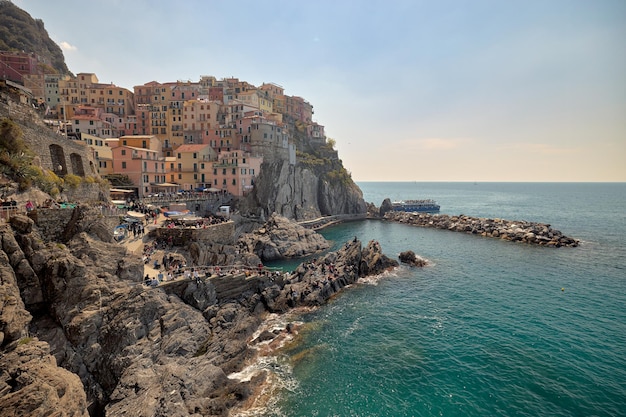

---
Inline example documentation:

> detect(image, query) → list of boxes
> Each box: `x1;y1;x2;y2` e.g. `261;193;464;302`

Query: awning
110;188;134;193
204;187;221;192
152;182;179;188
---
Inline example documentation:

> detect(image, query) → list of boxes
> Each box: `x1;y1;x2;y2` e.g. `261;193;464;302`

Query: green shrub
63;173;82;188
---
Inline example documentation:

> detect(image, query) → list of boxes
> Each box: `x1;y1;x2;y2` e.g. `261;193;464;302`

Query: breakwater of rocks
384;211;579;247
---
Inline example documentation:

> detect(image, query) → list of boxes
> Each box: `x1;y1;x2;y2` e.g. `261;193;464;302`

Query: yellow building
236;89;274;113
80;133;113;176
118;135;162;153
173;144;216;190
56;73;134;122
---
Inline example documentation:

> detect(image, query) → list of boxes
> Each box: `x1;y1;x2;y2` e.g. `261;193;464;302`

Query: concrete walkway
119;213;166;280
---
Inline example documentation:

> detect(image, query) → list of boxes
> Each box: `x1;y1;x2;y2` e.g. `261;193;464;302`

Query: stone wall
62;183;106;204
1;97;99;180
153;221;235;246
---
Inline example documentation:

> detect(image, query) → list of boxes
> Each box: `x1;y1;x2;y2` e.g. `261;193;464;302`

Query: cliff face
242;159;366;221
0;212;263;416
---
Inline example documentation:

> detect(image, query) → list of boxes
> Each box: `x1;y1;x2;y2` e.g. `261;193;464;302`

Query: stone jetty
384;211;579;247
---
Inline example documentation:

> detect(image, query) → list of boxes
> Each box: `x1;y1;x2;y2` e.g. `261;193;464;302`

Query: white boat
126;211;147;220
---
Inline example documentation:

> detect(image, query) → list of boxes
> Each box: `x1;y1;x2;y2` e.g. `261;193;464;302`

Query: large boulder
0;339;89;417
379;198;394;217
237;213;330;261
399;250;428;267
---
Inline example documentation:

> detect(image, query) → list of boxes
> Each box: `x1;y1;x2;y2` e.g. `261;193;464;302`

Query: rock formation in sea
262;239;399;312
399;250;428;267
0;207;397;416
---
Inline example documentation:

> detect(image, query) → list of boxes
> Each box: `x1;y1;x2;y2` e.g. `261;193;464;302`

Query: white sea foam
357;267;400;286
228;354;298;417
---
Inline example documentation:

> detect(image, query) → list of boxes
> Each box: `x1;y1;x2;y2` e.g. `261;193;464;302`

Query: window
121;150;126;155
193;153;197;159
222;169;226;175
232;168;236;175
122;162;127;169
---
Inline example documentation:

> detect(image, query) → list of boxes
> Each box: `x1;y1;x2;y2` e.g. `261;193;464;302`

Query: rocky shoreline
1;199;580;416
383;211;579;247
0;210;398;417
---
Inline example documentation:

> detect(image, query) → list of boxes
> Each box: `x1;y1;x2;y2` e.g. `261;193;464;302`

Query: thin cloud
59;41;77;52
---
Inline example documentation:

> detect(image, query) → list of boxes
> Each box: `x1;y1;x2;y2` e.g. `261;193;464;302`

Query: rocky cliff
237;213;330;261
0;208;397;416
241;159;366;221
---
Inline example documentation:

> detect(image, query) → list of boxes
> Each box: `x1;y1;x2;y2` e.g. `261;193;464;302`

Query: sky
15;0;626;182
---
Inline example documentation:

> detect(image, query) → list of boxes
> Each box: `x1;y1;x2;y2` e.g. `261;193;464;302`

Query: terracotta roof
174;144;210;152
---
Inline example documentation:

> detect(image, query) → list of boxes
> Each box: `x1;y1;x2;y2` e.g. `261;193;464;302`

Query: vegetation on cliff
0;0;70;76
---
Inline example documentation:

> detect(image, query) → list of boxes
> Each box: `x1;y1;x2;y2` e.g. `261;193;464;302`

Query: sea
249;182;626;417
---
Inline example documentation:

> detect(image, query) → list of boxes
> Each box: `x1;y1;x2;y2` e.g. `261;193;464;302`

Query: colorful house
211;150;262;196
173;144;216;190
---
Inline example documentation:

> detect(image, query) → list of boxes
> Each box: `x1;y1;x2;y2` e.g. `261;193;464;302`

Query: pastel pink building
111;145;166;197
211;150;262;196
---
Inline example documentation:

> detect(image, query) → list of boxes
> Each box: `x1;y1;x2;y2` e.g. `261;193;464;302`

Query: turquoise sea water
270;182;626;417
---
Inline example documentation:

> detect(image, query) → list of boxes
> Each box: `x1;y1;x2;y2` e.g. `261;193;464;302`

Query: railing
0;204;20;222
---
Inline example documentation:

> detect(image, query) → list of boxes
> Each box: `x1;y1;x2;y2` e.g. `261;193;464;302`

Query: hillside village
1;49;333;199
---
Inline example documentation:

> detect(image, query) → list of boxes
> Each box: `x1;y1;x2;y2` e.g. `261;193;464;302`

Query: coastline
116;216;398;415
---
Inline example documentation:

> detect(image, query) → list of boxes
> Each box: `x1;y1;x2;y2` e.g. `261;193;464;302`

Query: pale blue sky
16;0;626;181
